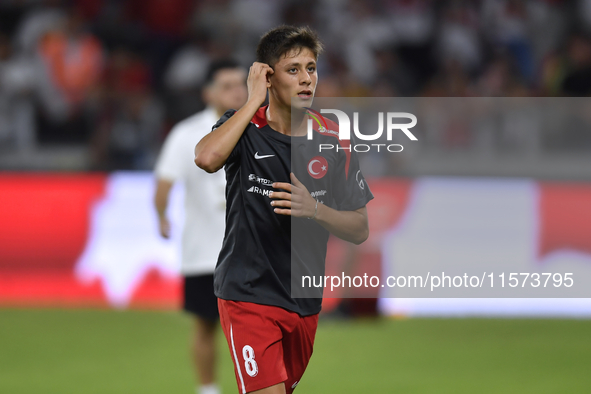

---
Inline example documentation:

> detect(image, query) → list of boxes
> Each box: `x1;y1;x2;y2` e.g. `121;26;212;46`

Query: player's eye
289;68;297;73
307;66;316;72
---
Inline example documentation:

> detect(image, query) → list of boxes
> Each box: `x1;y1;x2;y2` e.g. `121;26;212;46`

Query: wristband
308;199;319;220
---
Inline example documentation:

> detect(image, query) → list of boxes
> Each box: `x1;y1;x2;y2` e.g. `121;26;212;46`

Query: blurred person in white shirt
0;33;36;152
154;59;247;394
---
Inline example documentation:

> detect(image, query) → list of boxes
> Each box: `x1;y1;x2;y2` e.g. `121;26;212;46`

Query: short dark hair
256;25;323;67
204;58;242;85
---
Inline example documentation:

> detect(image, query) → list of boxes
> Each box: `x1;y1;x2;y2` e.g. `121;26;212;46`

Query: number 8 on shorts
242;345;258;377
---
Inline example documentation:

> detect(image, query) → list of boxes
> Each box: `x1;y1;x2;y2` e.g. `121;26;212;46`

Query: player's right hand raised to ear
247;62;274;106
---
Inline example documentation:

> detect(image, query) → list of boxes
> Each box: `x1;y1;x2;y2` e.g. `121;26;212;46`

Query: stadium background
1;1;591;393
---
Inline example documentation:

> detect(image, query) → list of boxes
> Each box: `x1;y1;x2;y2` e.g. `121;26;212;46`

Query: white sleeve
154;127;186;182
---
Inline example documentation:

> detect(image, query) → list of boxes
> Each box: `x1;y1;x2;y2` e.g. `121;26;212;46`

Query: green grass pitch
1;309;590;393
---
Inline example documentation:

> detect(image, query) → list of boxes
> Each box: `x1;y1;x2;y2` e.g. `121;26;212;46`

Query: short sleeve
212;109;237;131
154;126;186;181
332;137;374;211
212;109;240;164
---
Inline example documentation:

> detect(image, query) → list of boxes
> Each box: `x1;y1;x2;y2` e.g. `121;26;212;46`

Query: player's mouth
297;90;313;99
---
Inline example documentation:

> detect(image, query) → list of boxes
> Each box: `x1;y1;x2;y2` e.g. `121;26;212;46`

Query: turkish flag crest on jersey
307;156;328;179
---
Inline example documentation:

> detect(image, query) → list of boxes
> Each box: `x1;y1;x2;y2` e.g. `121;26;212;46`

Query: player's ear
266;65;273;88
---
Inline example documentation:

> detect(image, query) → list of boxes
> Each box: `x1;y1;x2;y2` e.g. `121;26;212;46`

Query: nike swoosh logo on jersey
254;152;275;159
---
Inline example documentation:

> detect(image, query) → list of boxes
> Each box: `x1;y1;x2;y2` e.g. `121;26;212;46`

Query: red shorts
218;299;319;394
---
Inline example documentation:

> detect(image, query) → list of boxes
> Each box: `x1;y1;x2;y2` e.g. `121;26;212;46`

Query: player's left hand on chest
270;173;316;218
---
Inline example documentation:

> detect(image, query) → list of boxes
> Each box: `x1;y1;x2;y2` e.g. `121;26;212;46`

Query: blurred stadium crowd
0;0;590;171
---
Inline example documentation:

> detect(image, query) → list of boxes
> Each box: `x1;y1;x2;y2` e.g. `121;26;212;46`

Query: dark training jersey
212;105;373;316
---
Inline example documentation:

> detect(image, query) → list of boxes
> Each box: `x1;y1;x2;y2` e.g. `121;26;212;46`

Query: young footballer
194;26;373;394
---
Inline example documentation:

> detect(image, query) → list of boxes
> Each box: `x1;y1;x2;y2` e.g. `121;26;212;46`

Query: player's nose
300;72;311;85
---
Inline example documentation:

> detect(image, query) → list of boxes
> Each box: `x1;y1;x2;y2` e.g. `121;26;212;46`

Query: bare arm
313;205;368;245
154;178;174;238
194;62;274;173
271;173;369;245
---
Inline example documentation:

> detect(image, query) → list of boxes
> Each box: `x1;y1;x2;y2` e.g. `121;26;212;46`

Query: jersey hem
215;294;322;317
